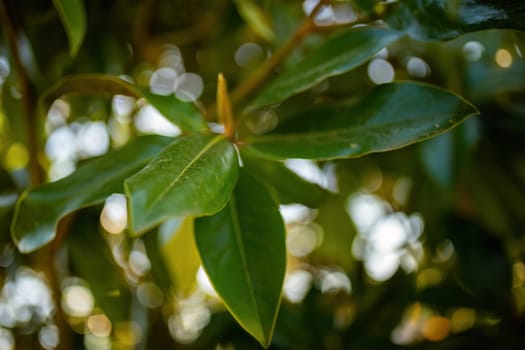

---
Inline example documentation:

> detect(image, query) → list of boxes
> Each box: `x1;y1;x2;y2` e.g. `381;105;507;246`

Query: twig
230;0;330;106
0;0;44;186
1;2;71;349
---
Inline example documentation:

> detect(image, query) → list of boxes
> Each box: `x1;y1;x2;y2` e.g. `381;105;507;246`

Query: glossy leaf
68;213;131;322
159;217;201;296
243;82;478;160
125;134;238;235
241;155;328;207
11;135;171;253
40;74;206;132
53;0;86;56
249;27;403;109
194;170;286;347
385;0;525;41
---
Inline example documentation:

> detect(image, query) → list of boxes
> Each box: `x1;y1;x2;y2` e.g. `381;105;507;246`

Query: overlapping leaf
243;82;478;160
125;134;238;235
249;27;403;109
11;135;171;253
242;155;328;207
159;217;201;296
68;213;131;322
385;0;525;41
194;170;286;348
40;74;206;132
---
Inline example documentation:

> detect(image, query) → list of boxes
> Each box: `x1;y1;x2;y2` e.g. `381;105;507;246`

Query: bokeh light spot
87;314;112;337
100;194;127;234
175;73;204;102
38;324;59;349
423;316;450;341
234;43;264;68
463;41;484;61
368;58;395;84
4;143;29;171
284;270;312;303
495;49;512;68
61;285;94;318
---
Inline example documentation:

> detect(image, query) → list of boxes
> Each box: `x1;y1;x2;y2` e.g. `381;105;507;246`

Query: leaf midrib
246;110;473;144
228;195;265;338
146;135;225;211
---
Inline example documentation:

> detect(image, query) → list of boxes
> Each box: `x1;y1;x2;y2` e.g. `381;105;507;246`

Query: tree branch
230;0;330;106
0;0;44;186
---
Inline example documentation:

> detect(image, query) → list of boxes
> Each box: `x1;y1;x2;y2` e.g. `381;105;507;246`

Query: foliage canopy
0;0;525;349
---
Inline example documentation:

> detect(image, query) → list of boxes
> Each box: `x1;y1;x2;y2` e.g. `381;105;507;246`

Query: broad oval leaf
194;170;286;348
11;135;172;253
40;74;206;132
53;0;87;56
241;154;328;207
249;27;403;109
159;217;201;296
125;134;239;235
242;82;479;160
385;0;525;41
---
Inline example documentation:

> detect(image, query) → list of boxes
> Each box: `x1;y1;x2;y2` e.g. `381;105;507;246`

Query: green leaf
53;0;87;56
159;217;201;296
234;0;276;42
39;75;138;117
39;74;206;132
194;170;286;348
249;27;403;109
385;0;525;41
67;213;131;322
242;82;478;160
241;155;328;207
11;135;171;253
141;90;207;132
125;134;239;235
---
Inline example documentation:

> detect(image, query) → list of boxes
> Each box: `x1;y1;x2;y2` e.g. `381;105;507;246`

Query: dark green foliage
0;0;524;349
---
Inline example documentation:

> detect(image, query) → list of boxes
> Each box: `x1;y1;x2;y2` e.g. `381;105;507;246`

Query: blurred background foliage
0;0;525;349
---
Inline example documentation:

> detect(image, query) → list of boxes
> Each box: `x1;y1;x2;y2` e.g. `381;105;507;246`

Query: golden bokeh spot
450;308;476;333
115;321;142;347
514;262;525;286
87;314;112;337
423;316;450;341
4;142;29;170
495;49;512;68
416;268;443;289
0;112;5;132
